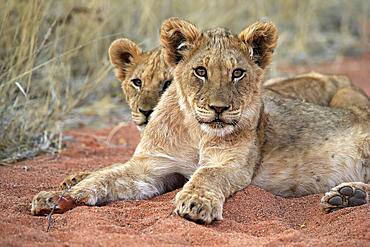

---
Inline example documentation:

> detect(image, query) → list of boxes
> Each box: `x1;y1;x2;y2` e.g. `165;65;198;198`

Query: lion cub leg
174;142;258;224
31;157;184;215
59;163;128;189
174;164;255;224
320;182;370;213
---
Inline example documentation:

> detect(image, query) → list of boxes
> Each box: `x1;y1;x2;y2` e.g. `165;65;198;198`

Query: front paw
31;191;76;216
175;187;224;224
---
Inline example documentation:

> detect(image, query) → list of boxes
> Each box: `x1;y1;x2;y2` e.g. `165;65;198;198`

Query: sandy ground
0;55;369;247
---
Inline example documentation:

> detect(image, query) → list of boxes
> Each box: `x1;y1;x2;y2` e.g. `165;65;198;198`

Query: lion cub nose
208;104;230;114
139;109;153;118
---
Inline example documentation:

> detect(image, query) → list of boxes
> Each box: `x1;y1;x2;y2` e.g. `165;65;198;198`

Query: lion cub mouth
200;117;235;129
207;121;226;129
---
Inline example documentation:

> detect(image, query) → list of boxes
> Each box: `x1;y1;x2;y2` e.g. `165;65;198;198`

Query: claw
175;188;223;224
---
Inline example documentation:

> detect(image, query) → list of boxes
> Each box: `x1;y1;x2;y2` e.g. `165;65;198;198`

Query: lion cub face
160;18;277;136
109;39;172;127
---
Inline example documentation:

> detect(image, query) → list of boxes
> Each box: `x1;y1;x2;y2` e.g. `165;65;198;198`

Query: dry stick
35;19;57;58
55;128;63;160
106;121;130;145
46;187;69;232
69;131;106;143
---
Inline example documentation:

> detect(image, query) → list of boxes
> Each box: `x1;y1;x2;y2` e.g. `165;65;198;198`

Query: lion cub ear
160;17;200;67
108;38;142;81
238;22;278;69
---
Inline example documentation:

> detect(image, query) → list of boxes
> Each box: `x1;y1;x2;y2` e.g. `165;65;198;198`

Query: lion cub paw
174;187;223;224
31;191;76;216
321;182;369;213
60;172;91;189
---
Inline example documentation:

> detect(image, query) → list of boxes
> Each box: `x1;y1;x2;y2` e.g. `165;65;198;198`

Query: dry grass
0;0;369;163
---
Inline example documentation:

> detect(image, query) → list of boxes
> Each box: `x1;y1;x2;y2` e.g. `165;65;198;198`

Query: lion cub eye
162;79;172;92
232;68;246;82
193;66;207;80
131;79;142;89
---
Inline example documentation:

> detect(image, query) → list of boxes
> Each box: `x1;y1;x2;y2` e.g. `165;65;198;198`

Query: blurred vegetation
0;0;369;163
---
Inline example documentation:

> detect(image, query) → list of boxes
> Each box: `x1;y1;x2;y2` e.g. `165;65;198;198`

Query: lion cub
61;41;369;190
108;39;173;129
64;37;368;190
32;18;369;224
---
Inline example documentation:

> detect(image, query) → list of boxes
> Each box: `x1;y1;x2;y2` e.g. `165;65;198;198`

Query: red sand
0;55;369;246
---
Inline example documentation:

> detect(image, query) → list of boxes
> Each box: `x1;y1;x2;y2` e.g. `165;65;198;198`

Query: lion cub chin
31;18;369;224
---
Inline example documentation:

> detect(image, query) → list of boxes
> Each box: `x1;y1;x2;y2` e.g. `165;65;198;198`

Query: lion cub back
264;72;369;110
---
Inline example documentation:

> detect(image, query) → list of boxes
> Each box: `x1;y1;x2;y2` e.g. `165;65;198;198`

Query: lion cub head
109;39;172;128
160;18;278;136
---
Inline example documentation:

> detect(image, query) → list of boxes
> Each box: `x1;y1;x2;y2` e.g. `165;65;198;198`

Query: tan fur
32;18;370;224
109;39;172;128
264;72;370;109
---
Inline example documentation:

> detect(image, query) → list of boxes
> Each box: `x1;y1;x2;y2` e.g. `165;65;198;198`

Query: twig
69;131;106;143
46;188;68;232
166;209;176;218
35;19;57;57
15;81;28;99
106;121;130;145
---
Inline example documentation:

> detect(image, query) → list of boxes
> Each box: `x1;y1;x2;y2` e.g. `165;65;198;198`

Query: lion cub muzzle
195;98;241;136
132;96;156;126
